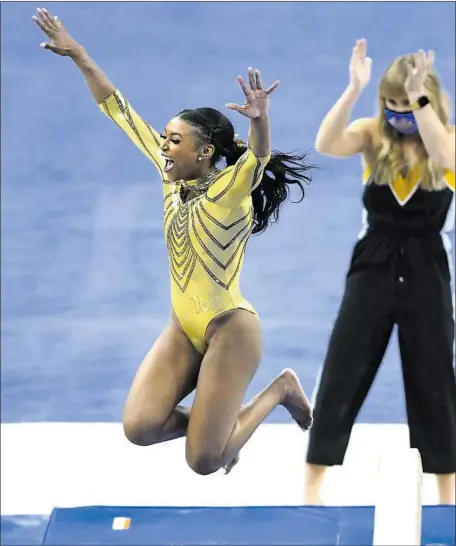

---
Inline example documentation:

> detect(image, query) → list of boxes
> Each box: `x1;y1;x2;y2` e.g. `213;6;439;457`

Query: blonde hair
371;54;451;190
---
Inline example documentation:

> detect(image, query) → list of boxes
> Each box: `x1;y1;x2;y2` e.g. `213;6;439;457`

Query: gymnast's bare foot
280;368;313;430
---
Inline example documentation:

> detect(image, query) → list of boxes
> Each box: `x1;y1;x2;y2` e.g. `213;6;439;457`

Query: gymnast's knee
122;413;163;447
185;443;222;475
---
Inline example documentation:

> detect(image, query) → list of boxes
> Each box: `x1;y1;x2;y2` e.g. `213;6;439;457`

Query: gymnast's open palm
226;68;279;119
33;7;78;56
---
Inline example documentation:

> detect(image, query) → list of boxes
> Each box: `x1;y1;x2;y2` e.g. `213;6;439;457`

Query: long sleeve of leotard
98;89;165;176
206;148;271;208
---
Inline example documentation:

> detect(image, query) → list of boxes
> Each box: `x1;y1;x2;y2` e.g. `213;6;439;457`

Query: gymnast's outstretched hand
33;7;79;56
226;68;279;119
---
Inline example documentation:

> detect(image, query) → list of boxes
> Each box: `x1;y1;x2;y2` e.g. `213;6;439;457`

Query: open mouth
162;155;175;172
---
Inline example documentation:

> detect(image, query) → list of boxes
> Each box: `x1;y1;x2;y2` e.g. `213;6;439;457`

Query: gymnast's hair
373;54;452;191
178;107;317;234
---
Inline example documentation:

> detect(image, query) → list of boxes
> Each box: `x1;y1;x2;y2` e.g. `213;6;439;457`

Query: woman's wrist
69;43;86;61
407;89;427;104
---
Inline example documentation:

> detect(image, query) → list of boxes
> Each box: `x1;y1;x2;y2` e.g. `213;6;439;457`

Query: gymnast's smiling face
159;118;214;182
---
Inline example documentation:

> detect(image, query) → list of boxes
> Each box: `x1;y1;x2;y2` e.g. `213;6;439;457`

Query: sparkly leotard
99;90;270;353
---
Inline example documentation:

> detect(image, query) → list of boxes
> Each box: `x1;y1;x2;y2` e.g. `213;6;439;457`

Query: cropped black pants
306;228;456;474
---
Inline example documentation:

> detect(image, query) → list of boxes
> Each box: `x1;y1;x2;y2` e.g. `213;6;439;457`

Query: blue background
1;1;455;424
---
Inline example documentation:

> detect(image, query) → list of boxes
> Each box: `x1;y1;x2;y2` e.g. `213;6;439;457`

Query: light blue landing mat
38;505;455;545
1;516;49;545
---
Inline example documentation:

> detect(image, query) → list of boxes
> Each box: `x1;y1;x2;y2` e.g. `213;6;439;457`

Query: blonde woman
304;40;455;505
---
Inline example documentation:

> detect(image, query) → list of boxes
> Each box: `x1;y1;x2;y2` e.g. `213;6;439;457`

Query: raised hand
404;49;434;100
349;39;372;92
226;68;279;119
32;7;79;56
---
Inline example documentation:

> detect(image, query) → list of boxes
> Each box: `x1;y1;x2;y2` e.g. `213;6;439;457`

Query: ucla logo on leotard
191;293;222;314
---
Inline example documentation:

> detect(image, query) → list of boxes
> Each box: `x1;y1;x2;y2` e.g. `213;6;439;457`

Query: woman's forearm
315;85;361;152
70;45;115;104
409;96;455;171
248;115;270;158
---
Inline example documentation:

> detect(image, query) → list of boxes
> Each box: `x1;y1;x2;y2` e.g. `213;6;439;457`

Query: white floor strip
1;422;439;516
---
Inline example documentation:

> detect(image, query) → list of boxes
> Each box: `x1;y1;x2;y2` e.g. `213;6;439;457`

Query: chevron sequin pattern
164;190;253;292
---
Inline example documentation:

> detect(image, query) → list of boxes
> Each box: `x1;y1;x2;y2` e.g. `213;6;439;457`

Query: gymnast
34;7;316;475
305;39;455;505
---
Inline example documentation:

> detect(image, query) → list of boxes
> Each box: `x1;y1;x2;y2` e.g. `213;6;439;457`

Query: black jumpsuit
306;169;456;474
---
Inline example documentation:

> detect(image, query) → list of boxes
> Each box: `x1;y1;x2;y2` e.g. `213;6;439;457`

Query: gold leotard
99;90;270;353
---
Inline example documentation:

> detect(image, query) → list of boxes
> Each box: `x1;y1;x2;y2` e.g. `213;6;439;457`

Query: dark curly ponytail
178;107;318;235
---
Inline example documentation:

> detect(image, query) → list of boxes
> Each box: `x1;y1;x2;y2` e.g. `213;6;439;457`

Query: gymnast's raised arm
32;7;164;174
